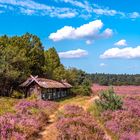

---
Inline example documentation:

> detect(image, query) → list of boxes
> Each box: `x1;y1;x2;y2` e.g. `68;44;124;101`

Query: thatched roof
20;75;72;89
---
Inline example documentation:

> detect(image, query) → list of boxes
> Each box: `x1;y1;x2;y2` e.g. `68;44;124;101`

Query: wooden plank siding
19;75;72;100
41;88;70;100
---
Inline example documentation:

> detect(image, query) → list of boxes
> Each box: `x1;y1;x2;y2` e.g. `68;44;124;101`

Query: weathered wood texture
20;75;72;100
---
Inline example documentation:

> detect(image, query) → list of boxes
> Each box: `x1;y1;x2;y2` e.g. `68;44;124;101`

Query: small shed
20;75;72;100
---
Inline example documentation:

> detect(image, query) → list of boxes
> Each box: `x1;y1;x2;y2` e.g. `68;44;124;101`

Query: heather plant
120;132;140;140
15;99;58;115
95;88;123;111
56;105;108;140
123;96;140;117
62;105;85;118
92;84;140;95
101;96;140;139
36;100;59;115
0;98;58;139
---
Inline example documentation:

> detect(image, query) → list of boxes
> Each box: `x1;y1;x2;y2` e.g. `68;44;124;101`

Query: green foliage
0;34;92;97
43;47;61;79
65;68;87;85
0;97;17;115
52;65;66;81
95;88;123;111
91;73;140;86
64;68;92;96
27;93;38;101
72;85;91;96
87;103;101;117
0;33;44;96
11;90;24;99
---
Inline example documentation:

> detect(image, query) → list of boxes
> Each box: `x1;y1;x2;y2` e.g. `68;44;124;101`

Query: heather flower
56;105;107;140
120;132;140;140
0;99;58;139
101;96;140;139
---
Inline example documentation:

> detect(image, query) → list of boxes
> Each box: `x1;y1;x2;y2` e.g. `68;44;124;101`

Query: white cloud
58;49;88;58
92;4;125;17
129;12;140;19
100;46;140;59
101;28;113;38
100;63;106;67
55;0;92;12
0;0;77;18
57;1;125;18
0;0;50;10
86;40;92;45
0;0;139;20
20;8;36;15
93;8;117;16
51;12;77;18
49;20;113;42
114;39;127;47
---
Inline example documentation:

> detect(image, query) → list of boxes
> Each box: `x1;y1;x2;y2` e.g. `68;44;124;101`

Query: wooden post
58;89;60;98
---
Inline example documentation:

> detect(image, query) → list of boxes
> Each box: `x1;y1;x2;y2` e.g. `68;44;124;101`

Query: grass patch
0;97;18;115
87;103;100;117
88;103;119;140
58;96;90;107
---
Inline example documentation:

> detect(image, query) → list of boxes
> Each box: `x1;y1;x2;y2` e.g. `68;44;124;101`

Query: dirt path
37;96;112;140
37;111;58;140
84;96;112;140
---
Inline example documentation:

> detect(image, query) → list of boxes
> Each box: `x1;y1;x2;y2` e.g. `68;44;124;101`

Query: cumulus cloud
100;46;140;59
100;28;113;38
49;20;113;42
129;12;140;19
114;39;127;47
58;49;88;58
100;63;106;67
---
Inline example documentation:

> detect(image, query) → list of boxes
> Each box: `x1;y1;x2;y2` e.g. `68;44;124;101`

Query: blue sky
0;0;140;74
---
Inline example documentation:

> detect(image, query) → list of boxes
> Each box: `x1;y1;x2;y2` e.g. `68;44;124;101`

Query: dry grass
58;96;91;107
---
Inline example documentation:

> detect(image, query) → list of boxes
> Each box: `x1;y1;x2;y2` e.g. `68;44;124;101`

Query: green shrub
95;88;123;111
27;93;38;101
0;97;17;115
72;85;91;96
11;90;24;99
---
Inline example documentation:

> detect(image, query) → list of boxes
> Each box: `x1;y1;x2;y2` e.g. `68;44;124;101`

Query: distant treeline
90;73;140;86
0;33;91;97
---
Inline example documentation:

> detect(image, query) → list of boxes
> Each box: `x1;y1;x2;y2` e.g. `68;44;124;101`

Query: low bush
95;88;123;111
0;98;17;115
11;90;24;99
72;85;91;96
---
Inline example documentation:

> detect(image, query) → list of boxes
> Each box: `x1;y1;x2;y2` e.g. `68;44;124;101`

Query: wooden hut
20;75;72;100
